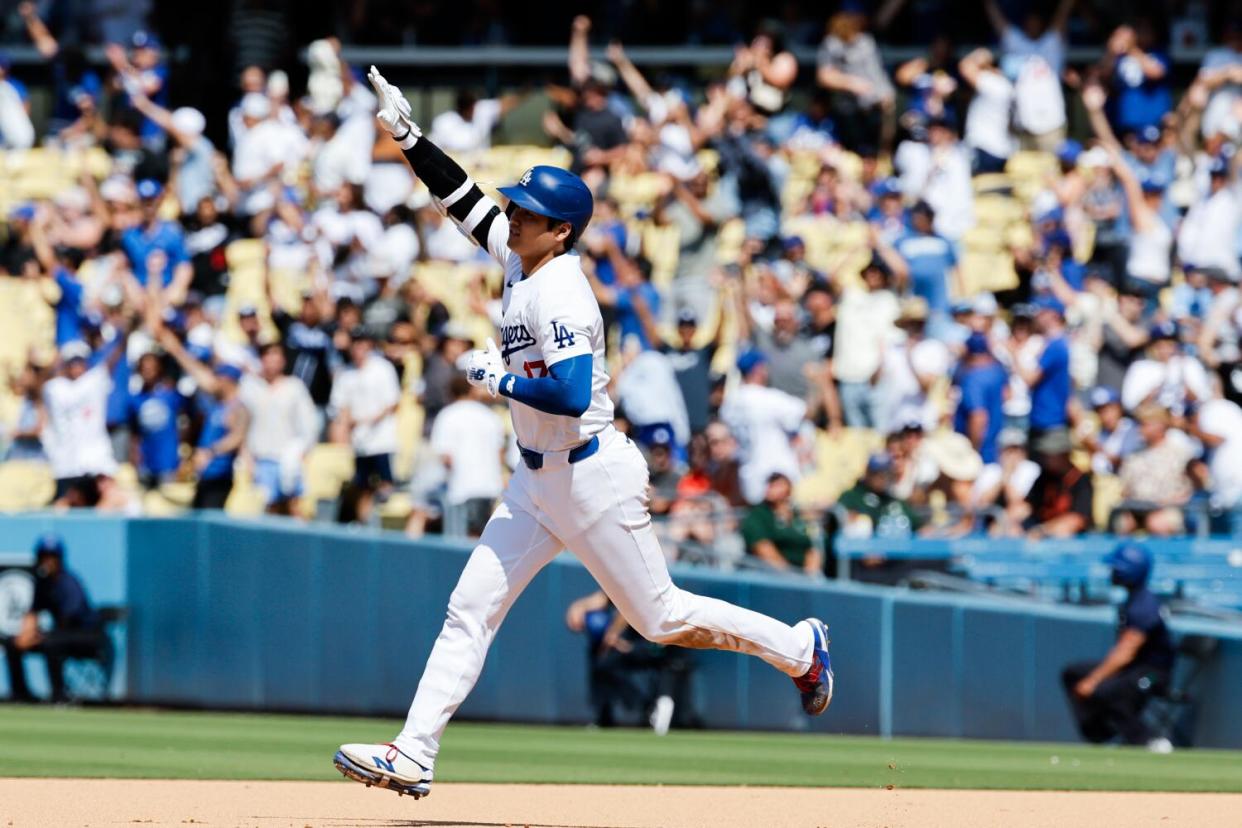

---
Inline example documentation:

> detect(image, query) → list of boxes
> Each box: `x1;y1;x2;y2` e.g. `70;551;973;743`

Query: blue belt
519;434;599;471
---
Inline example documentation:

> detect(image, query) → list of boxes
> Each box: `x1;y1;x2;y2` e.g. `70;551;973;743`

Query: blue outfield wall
2;513;1241;746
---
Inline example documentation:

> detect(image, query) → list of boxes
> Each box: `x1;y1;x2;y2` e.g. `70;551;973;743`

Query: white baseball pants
394;427;815;769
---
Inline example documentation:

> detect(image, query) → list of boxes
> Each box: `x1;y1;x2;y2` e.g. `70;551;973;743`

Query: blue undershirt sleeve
498;353;592;418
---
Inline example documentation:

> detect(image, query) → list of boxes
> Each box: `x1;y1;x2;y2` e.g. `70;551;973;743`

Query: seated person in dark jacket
3;534;102;702
1024;428;1093;538
741;473;822;576
1061;542;1175;750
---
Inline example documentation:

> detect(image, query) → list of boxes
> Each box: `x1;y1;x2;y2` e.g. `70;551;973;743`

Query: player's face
507;204;570;258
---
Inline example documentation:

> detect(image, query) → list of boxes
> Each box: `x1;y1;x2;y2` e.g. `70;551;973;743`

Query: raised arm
569;15;592;88
1049;0;1076;34
895;57;928;88
606;41;656;110
958;48;989;89
128;90;196;149
369;66;510;266
982;0;1009;36
1083;86;1149;231
18;2;58;58
874;0;909;32
155;322;220;395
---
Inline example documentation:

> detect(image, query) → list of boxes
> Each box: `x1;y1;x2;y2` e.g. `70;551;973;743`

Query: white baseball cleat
333;742;433;798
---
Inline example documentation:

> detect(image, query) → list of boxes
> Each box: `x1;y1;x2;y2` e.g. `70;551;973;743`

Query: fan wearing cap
104;31;168;145
1023;428;1093;538
741;472;821;576
893;202;958;333
2;534;103;702
1080;386;1141;476
878;295;951;434
153;322;249;509
42;337;128;504
1177;156;1240;281
721;349;809;504
1006;295;1071;441
125;83;217;213
231;90;308;215
638;301;726;436
954;332;1008;463
838;452;921;543
1061;542;1174;749
1083;84;1173;303
1098;22;1172;138
120;179;193;305
1120;320;1210;416
834;252;900;428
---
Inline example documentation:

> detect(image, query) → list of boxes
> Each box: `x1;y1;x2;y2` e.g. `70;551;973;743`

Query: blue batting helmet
33;533;65;557
498;166;594;238
1103;542;1152;589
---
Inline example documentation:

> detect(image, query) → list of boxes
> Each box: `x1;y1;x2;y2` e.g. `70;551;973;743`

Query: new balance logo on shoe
372;755;396;772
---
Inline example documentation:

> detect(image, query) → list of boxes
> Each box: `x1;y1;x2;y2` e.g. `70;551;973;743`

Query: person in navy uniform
1061;542;1175;749
2;534;101;702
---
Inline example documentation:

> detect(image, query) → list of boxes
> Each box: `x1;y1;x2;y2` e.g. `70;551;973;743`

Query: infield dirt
3;778;1239;827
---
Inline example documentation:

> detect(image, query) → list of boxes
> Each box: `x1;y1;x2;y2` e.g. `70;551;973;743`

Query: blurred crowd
0;3;1240;577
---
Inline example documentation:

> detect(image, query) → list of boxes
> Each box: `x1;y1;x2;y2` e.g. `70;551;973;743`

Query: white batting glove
465;337;506;397
367;64;421;143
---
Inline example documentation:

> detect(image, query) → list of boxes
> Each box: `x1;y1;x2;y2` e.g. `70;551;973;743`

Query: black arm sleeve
401;136;502;248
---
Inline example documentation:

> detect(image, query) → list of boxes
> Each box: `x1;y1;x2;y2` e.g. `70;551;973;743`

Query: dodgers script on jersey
493;244;614;453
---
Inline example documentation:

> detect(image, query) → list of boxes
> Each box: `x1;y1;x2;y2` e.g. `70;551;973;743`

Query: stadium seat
304;443;355;503
0;461;54;510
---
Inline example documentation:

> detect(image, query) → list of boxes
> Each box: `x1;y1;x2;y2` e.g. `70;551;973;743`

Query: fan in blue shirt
1021;298;1072;433
120;180;191;297
128;352;185;485
954;334;1009;463
894;202;956;319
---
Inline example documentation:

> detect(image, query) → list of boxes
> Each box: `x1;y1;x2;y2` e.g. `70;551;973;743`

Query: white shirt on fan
1195;398;1242;509
720;382;806;504
429;398;506;504
429;99;503;154
1121;355;1211;414
330;353;402;457
1177;186;1241;278
1002;27;1066;135
964;71;1016;159
42;365;117;479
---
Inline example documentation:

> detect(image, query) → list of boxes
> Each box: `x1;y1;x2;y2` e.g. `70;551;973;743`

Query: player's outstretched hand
466;337;506;397
367;65;420;140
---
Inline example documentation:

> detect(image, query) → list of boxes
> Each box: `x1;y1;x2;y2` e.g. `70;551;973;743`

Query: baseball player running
334;67;833;799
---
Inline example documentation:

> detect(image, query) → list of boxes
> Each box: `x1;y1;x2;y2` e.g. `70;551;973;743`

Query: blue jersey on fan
196;397;239;481
129;384;184;477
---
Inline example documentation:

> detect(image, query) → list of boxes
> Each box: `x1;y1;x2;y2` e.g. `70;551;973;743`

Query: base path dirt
2;779;1239;828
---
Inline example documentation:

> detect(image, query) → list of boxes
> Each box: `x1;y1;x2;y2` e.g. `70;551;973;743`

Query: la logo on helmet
519;168;533;186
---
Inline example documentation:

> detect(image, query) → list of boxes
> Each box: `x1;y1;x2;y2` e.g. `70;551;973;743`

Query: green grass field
1;705;1240;792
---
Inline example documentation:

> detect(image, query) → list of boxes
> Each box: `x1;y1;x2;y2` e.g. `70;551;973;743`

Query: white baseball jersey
497;253;614;452
388;166;816;771
463;196;614;453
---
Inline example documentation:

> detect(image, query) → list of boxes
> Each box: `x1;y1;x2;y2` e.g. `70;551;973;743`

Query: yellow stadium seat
304;443;355;502
794;428;883;507
225;239;266;272
0;461;54;510
1093;473;1123;531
